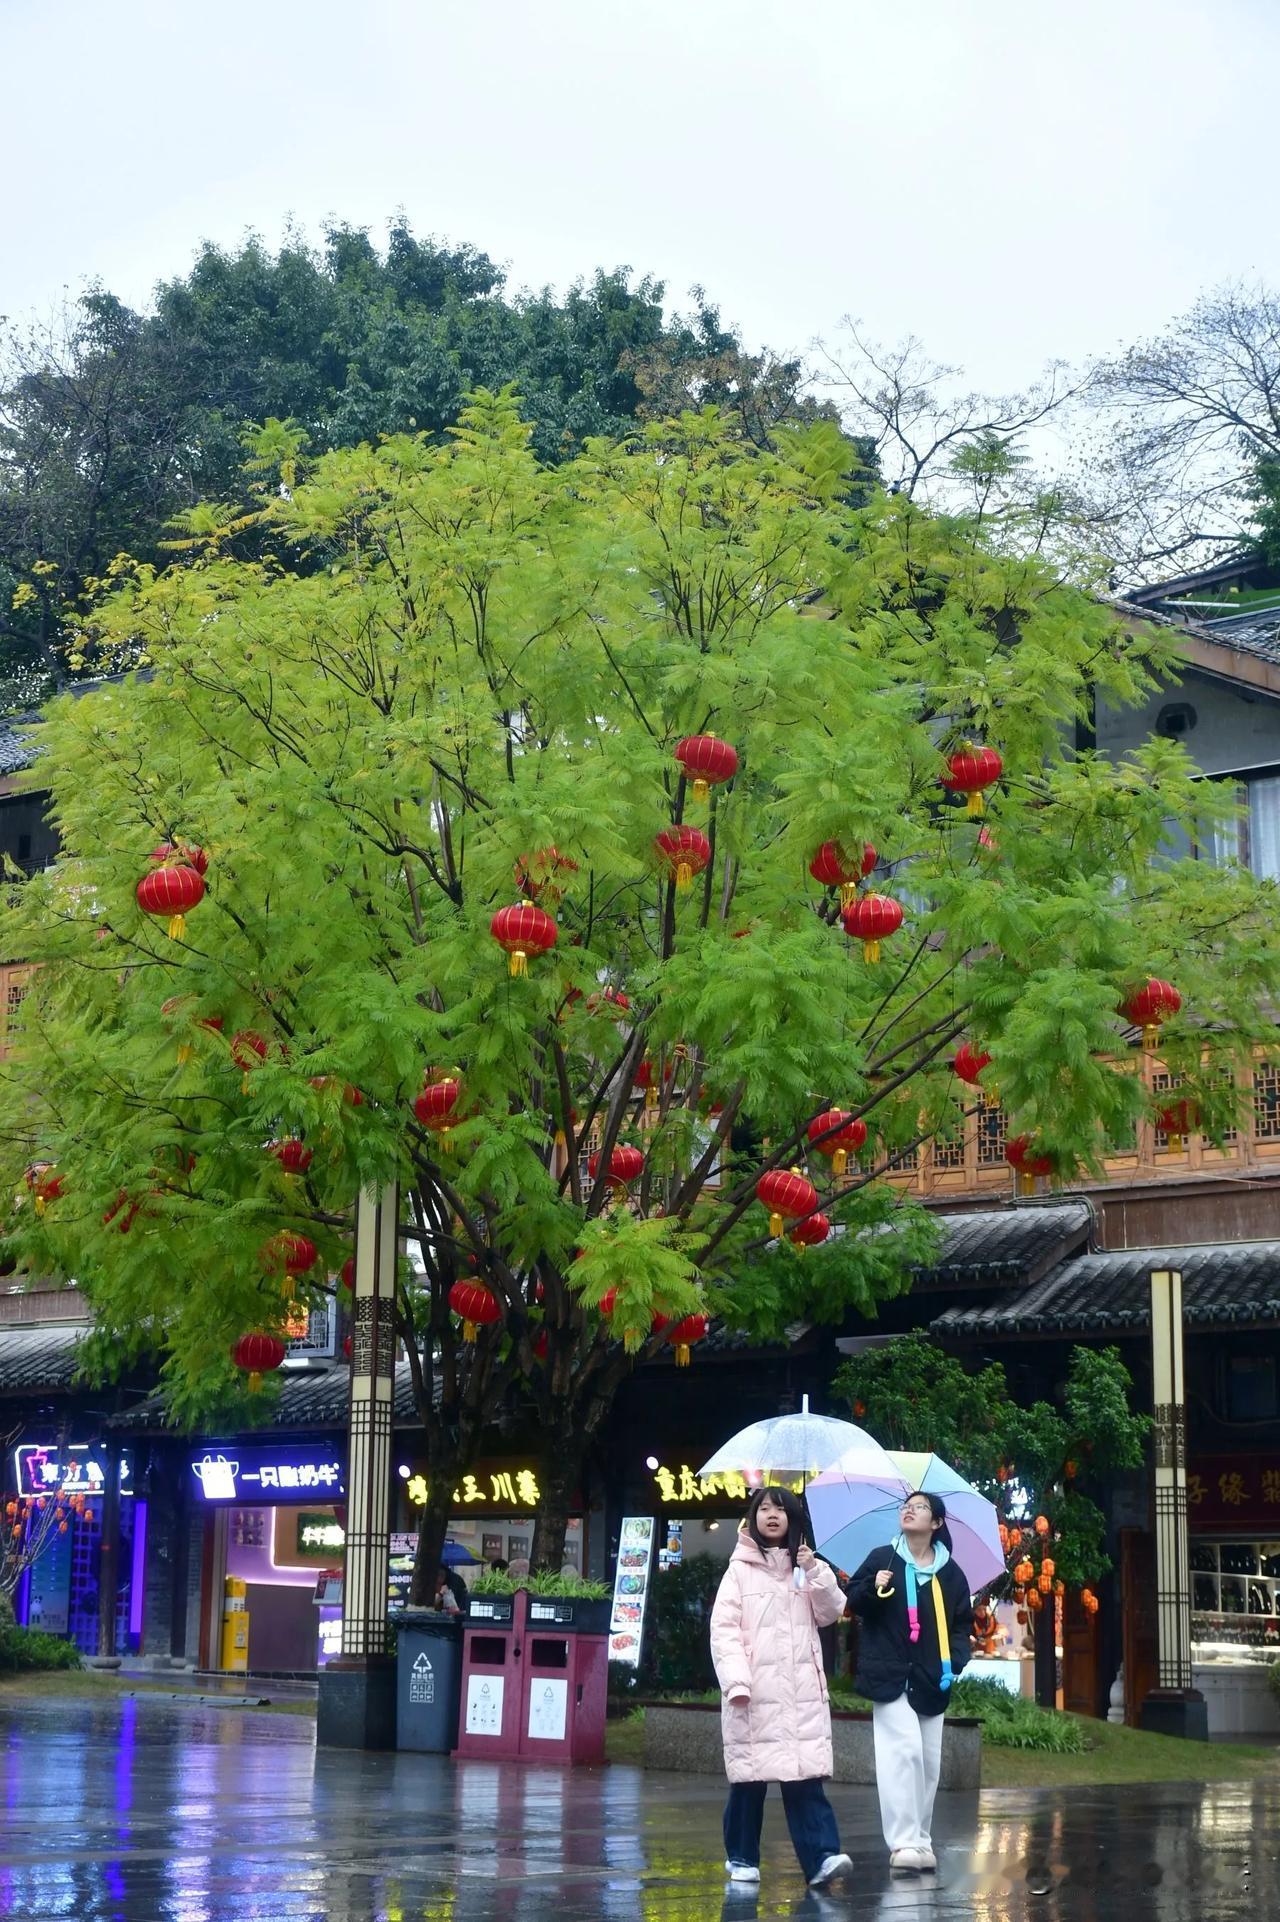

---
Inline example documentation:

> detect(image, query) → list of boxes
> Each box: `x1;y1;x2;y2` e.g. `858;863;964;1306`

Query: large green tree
0;220;784;707
1;391;1277;1590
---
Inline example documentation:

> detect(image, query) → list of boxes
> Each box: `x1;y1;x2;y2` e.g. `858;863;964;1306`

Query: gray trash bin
395;1610;463;1752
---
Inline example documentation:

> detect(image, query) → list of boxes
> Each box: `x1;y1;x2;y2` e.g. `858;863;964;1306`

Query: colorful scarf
893;1535;954;1693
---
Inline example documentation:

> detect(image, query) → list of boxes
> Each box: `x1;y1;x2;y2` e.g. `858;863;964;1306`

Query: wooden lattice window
1253;1064;1280;1142
931;1128;966;1171
1152;1070;1183;1154
976;1099;1008;1167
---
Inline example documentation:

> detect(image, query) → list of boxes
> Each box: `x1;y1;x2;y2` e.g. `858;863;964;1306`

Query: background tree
1;391;1276;1595
0;219;785;708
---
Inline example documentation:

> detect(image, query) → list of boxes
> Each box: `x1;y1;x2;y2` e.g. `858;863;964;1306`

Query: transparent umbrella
698;1394;897;1487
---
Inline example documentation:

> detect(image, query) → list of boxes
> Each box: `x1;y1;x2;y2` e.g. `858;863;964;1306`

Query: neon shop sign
189;1445;345;1504
14;1446;133;1500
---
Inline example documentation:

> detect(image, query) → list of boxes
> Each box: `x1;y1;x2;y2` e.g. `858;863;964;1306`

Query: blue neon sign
189;1443;345;1505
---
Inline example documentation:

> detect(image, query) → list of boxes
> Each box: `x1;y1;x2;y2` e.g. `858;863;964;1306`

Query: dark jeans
723;1779;841;1881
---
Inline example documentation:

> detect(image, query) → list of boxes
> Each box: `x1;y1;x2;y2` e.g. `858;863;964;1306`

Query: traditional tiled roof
0;1322;90;1392
932;1238;1280;1339
914;1202;1094;1286
0;721;37;778
111;1360;424;1433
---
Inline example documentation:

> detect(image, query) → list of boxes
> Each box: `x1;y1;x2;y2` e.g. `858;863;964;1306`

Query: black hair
905;1489;954;1553
746;1484;809;1567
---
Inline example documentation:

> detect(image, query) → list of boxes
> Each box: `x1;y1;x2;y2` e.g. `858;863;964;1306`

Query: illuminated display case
1190;1537;1280;1665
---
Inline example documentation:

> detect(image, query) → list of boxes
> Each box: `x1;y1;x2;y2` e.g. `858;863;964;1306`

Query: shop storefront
1188;1453;1280;1735
395;1456;586;1577
190;1440;347;1674
11;1441;142;1655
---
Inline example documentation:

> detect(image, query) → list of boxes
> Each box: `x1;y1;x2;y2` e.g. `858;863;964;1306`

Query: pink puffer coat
709;1533;845;1783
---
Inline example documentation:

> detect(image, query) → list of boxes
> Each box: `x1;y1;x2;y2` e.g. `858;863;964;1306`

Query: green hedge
0;1624;82;1673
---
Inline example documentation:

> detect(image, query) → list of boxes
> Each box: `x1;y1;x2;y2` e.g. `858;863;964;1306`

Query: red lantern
809;840;877;909
415;1074;461;1149
449;1279;501;1342
633;1059;658;1109
103;1190;140;1234
136;863;205;940
260;1232;318;1298
490;901;558;977
343;1335;352;1362
1120;977;1181;1050
841;893;903;963
654;825;711;892
533;1330;549;1362
666;1311;710;1367
587;1144;645;1188
598;1287;618;1319
270;1138;313;1175
587;985;630;1016
806;1109;867;1177
952;1043;992;1086
150;842;209;876
755;1168;818;1239
1005;1135;1054;1195
25;1165;64;1215
231;1332;286;1393
513;846;579;904
309;1075;363;1106
232;1029;269;1082
340;1257;355;1291
789;1212;830;1248
941;746;1003;816
1155;1098;1197;1153
674;735;738;805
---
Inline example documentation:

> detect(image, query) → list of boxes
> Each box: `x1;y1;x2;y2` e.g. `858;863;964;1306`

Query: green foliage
943;1678;1090;1751
0;389;1269;1576
833;1337;1149;1588
639;1555;722;1695
0;1624;82;1672
468;1569;609;1600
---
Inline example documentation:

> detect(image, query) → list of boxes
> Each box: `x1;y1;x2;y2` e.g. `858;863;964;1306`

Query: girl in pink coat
709;1486;853;1889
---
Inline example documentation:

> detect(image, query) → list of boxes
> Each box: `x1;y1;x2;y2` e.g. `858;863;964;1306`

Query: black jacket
847;1544;973;1718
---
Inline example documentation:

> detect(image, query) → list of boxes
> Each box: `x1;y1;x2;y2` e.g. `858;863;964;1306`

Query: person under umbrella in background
847;1492;974;1876
709;1486;853;1892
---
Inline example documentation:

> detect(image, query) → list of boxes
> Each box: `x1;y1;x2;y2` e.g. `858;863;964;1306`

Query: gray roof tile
916;1202;1093;1286
932;1237;1280;1338
0;1323;89;1392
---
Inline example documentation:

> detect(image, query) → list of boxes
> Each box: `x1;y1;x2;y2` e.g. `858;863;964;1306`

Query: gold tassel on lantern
1016;1171;1035;1197
463;1320;478;1343
282;1275;296;1301
768;1211;783;1238
509;950;528;977
35;1195;46;1217
966;791;985;818
167;913;186;940
676;1342;692;1367
248;1371;263;1394
676;861;693;891
863;939;881;964
832;1148;848;1177
177;1043;193;1066
1142;1023;1158;1050
692;778;710;805
839;882;858;909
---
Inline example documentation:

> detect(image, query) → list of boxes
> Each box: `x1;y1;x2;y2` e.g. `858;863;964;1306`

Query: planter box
642;1702;981;1791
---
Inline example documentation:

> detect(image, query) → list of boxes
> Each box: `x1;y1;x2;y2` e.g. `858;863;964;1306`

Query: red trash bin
454;1591;522;1758
517;1593;609;1765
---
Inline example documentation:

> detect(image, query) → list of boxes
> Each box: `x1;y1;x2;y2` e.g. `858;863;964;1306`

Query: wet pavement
0;1692;1274;1920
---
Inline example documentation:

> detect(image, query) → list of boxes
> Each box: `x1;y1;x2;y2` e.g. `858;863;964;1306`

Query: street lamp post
1139;1266;1208;1740
316;1181;399;1748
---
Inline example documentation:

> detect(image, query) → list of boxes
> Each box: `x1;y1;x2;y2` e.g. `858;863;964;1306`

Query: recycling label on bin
465;1674;505;1735
409;1652;435;1705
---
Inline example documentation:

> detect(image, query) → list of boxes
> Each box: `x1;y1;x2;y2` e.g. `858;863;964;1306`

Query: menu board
609;1515;656;1669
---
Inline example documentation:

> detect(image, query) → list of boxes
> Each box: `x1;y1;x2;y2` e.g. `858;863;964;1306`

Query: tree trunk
531;1426;585;1573
1034;1605;1058;1709
409;1475;456;1606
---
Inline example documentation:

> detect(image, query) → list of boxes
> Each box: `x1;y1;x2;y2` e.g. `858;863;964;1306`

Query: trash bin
395;1610;463;1752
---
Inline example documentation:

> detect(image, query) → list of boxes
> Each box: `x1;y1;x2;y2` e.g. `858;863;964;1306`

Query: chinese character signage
609;1516;656;1669
14;1445;133;1500
1186;1455;1280;1530
189;1444;345;1505
401;1461;547;1512
651;1463;748;1506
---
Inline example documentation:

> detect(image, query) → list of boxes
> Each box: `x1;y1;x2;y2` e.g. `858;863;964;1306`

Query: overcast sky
5;0;1276;392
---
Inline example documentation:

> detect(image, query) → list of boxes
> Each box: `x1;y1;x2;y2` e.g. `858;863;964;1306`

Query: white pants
871;1694;945;1852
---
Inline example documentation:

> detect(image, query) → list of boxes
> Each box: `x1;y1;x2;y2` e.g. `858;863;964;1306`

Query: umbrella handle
876;1585;896;1599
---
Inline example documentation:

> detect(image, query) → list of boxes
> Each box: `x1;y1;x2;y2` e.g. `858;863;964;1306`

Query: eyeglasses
900;1502;934;1517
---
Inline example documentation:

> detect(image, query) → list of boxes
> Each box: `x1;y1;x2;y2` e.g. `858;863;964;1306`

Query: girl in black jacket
847;1492;973;1875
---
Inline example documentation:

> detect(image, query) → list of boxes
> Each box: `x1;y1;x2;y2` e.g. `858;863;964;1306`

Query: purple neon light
128;1498;146;1643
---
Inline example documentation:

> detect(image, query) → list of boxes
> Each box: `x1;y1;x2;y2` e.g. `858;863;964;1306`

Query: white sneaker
809;1853;852;1887
724;1862;760;1883
917;1845;937;1871
890;1847;924;1872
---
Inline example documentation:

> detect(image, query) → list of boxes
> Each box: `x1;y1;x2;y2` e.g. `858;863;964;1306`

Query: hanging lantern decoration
598;1287;618;1319
587;1144;645;1188
308;1075;363;1106
674;734;738;806
414;1072;461;1150
25;1165;63;1215
952;1043;993;1087
806;1109;867;1178
789;1211;830;1249
513;846;579;904
633;1059;658;1109
1155;1098;1197;1153
533;1330;549;1362
232;1030;270;1093
587;985;631;1018
755;1167;819;1240
666;1311;710;1367
1041;1556;1056;1580
231;1332;286;1394
1005;1135;1054;1196
941;745;1003;816
269;1138;313;1176
490;901;559;978
340;1257;355;1291
150;841;208;876
654;825;711;893
1120;977;1181;1050
1014;1557;1035;1586
841;892;903;963
449;1279;501;1343
260;1231;319;1300
809;840;877;909
136;860;205;940
1082;1588;1099;1615
1037;1571;1053;1595
103;1190;140;1234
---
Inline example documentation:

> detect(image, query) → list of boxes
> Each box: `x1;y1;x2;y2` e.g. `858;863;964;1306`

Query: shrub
468;1568;609;1600
0;1623;82;1673
639;1555;722;1696
946;1677;1090;1752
